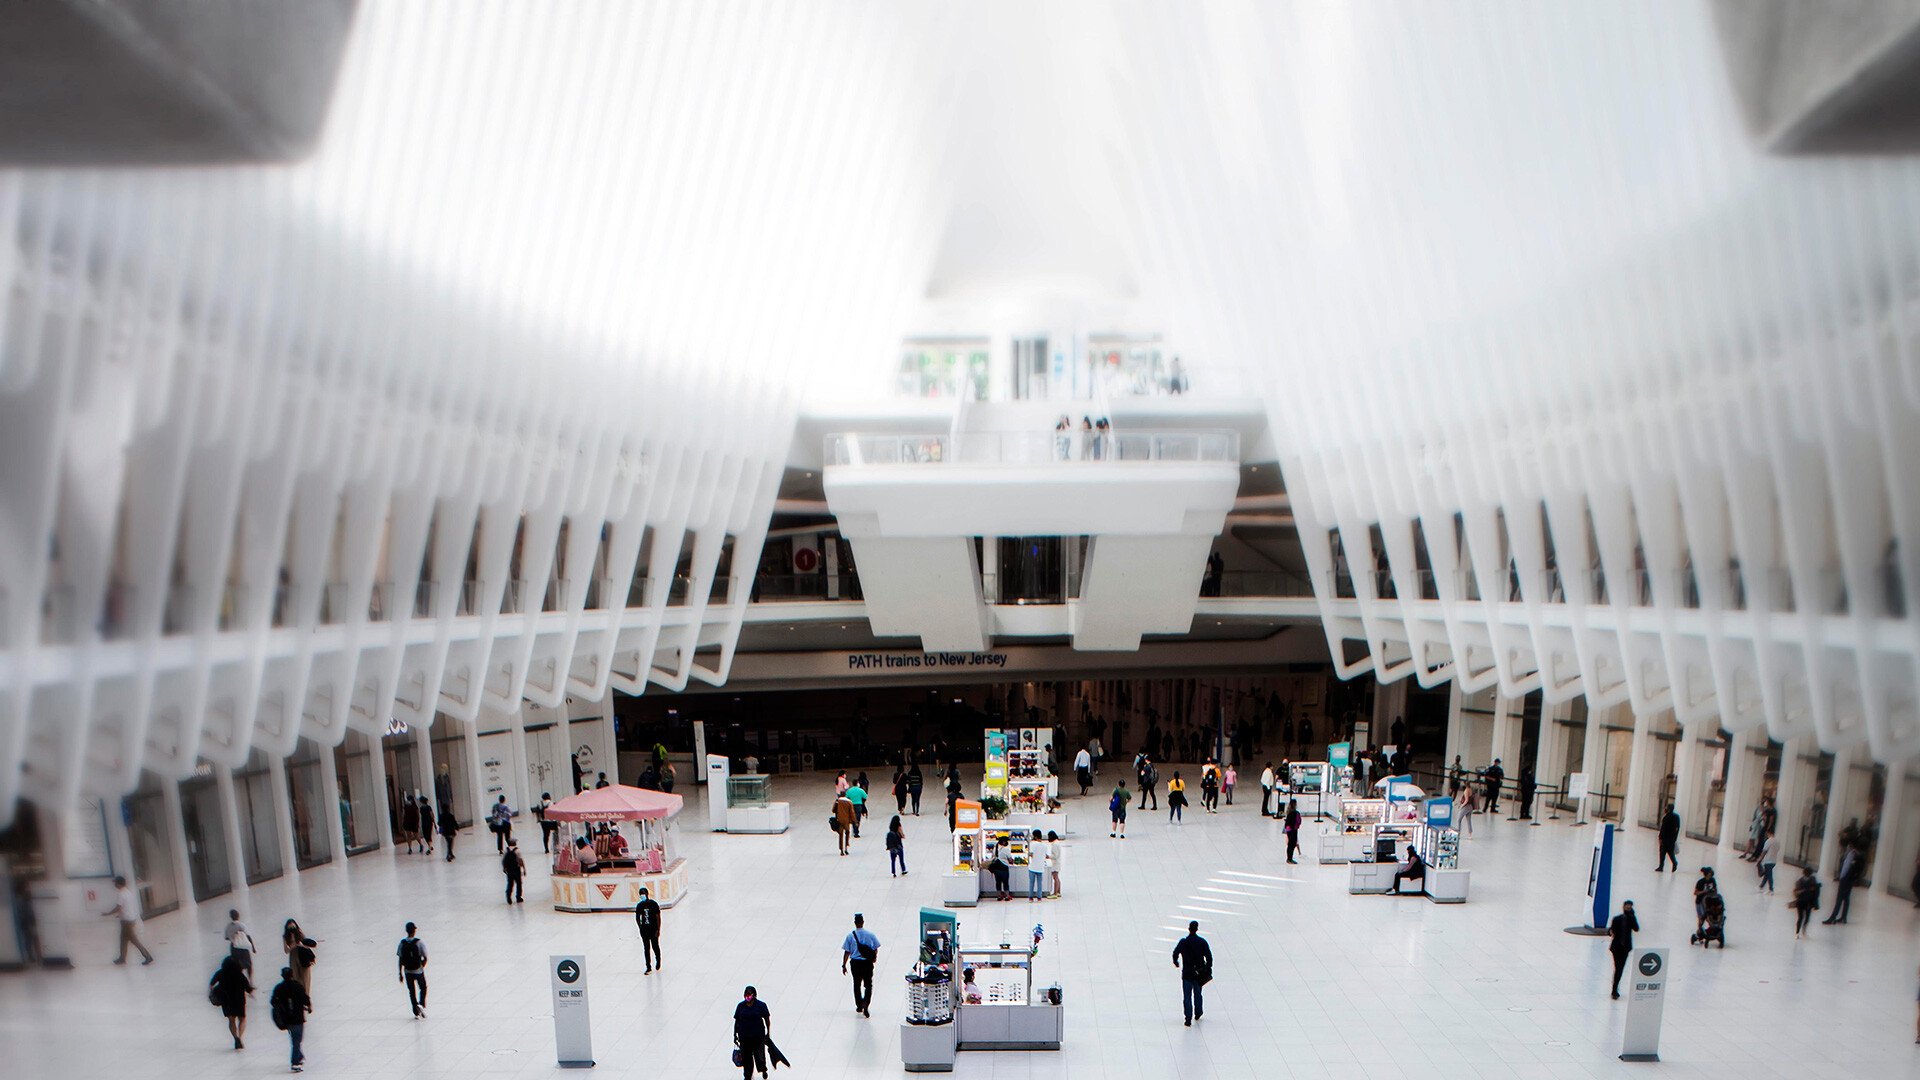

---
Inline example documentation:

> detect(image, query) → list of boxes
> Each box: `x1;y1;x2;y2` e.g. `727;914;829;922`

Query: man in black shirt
501;840;525;904
270;964;312;1071
733;986;771;1080
1656;805;1681;872
634;888;662;974
1608;900;1639;999
1483;759;1505;814
397;923;428;1018
1171;921;1213;1027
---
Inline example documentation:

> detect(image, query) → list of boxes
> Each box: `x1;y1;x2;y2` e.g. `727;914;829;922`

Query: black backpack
399;936;424;970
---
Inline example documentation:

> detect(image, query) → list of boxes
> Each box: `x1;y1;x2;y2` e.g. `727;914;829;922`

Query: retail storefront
287;738;332;869
123;770;180;919
233;749;284;885
430;713;473;826
334;729;380;854
179;769;232;902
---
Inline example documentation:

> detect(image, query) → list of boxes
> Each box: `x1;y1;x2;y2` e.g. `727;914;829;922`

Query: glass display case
726;774;770;808
1414;823;1461;869
958;946;1033;1005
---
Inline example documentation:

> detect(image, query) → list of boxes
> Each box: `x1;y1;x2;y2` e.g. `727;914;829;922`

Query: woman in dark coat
211;952;254;1049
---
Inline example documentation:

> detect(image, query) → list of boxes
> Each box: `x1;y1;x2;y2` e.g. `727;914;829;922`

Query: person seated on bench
1390;846;1427;895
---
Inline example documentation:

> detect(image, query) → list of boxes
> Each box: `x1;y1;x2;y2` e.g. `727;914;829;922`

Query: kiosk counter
545;785;689;912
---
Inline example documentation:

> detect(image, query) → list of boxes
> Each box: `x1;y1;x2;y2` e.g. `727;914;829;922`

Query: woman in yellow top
1167;773;1188;823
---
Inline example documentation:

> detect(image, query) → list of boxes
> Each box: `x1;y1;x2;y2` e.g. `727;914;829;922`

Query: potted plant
980;794;1010;820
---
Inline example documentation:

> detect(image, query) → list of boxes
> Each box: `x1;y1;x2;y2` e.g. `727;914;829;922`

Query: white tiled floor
5;769;1917;1079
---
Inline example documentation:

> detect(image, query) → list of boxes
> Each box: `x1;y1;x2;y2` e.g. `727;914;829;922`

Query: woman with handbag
283;919;318;993
209;952;254;1049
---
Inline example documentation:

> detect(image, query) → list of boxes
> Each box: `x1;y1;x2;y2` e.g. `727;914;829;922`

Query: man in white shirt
1074;747;1094;796
223;909;256;971
1259;764;1276;817
103;876;153;965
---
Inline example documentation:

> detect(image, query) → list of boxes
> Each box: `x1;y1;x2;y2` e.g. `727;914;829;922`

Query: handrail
824;429;1240;467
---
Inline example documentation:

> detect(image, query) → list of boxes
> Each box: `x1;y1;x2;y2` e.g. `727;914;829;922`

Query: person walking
1138;756;1159;811
1109;780;1131;838
1172;921;1213;1027
1200;763;1220;814
1459;785;1478;837
489;795;514;853
1483;759;1505;814
835;771;850;797
270;965;312;1072
1284;800;1302;864
1790;868;1820;938
833;792;856;856
1691;866;1718;939
906;762;924;815
1757;832;1780;894
223;908;256;974
1046;830;1063;897
1259;763;1275;816
1167;773;1187;823
103;875;153;965
846;778;868;838
1026;830;1047;901
210;952;253;1049
400;794;421;853
502;839;526;904
1607;900;1639;999
1075;746;1094;796
282;920;316;994
1823;843;1863;924
397;922;429;1018
417;795;436;856
887;815;908;877
841;914;881;1018
535;792;558;853
1655;805;1681;872
892;768;908;814
634;887;662;974
733;986;772;1080
438;800;459;860
1222;764;1236;806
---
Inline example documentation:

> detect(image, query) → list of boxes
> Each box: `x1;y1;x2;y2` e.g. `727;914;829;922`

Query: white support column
1671;718;1704;841
1489;693;1523;777
1871;765;1908;896
366;736;394;849
1534;699;1573;815
412;720;435;806
1774;734;1814;867
1578;704;1609;821
1716;726;1761;869
1621;706;1656;834
506;707;532;812
317;740;350;865
213;766;250;900
561;702;576;793
464;716;487;826
162;778;196;906
1818;744;1856;881
266;754;300;880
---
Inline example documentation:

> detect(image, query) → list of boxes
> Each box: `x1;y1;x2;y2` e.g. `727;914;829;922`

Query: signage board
550;954;594;1068
1620;948;1668;1061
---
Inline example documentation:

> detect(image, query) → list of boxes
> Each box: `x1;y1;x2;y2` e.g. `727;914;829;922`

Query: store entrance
383;737;422;841
179;773;233;902
334;730;380;854
233;750;284;885
123;772;180;918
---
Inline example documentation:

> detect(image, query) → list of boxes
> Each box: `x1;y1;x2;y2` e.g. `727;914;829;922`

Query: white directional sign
1620;948;1668;1062
550;954;594;1068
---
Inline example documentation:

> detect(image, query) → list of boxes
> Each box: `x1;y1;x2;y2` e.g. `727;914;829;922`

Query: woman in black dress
210;952;253;1049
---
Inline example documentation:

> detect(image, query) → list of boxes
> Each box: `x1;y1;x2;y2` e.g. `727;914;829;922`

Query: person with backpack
397;923;429;1018
223;908;256;973
282;919;317;993
270;965;312;1071
1109;780;1131;838
634;887;663;974
1137;755;1159;811
1790;868;1820;938
1172;921;1213;1027
840;913;881;1018
1200;762;1220;813
886;815;908;877
502;839;526;904
209;952;253;1049
1284;800;1302;864
534;792;559;852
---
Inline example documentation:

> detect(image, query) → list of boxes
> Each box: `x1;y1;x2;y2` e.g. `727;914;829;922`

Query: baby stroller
1692;890;1727;948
